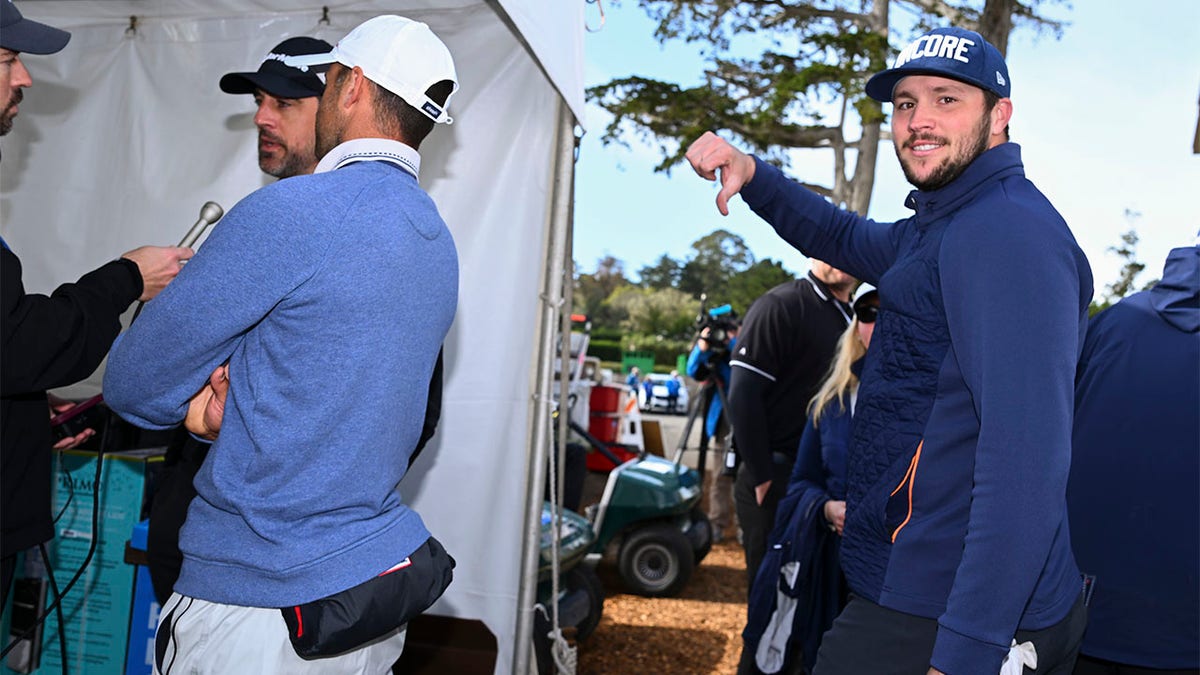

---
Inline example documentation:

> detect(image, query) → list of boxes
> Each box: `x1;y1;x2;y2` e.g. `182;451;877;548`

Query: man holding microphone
0;0;191;609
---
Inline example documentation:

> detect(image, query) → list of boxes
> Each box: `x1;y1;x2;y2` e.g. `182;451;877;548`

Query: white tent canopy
0;1;583;672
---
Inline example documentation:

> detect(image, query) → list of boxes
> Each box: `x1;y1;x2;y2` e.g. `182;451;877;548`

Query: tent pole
513;99;576;675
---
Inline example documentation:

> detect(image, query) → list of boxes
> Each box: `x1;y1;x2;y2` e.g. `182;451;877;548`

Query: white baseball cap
285;15;458;124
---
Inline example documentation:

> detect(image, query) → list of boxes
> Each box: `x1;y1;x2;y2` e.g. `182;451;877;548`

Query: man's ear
340;66;368;108
991;97;1014;135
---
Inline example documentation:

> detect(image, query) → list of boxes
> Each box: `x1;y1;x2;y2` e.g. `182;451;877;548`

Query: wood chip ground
576;538;748;675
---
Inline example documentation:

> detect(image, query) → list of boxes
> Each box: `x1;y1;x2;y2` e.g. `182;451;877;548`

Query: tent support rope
514;99;577;675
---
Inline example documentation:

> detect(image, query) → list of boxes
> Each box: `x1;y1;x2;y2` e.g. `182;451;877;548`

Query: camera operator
686;315;739;543
726;260;856;589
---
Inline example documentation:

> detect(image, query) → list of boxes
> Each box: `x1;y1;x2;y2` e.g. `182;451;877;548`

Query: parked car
638;373;687;414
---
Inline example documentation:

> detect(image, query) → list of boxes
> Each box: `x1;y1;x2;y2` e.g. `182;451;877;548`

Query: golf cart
568;414;711;597
553;315;711;598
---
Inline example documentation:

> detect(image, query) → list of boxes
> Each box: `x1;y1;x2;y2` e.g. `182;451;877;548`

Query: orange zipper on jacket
889;440;923;542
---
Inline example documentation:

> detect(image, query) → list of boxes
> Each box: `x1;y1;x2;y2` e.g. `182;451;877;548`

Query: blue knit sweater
741;143;1091;673
104;158;458;607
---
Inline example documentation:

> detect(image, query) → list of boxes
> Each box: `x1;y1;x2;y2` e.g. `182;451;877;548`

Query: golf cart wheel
686;506;713;565
617;524;695;597
564;565;605;641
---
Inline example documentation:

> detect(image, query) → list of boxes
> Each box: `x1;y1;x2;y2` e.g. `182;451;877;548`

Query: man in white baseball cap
286;14;458;128
104;15;460;674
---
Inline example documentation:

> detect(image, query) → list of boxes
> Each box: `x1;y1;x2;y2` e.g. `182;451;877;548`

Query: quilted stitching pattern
840;225;952;600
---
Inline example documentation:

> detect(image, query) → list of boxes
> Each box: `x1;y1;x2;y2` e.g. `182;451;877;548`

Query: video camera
695;295;738;359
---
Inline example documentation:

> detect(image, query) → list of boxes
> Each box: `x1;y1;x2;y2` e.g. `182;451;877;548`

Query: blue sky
574;1;1200;297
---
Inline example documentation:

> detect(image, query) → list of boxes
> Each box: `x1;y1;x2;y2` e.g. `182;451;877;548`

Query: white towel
998;639;1037;675
755;562;801;674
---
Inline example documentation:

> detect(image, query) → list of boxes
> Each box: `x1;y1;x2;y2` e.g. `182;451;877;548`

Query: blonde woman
741;289;878;675
793;289;878;537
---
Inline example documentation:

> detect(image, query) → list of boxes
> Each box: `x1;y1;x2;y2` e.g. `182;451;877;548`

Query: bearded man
686;26;1091;675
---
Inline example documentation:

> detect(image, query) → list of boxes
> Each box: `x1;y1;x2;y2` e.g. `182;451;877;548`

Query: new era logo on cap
865;26;1010;103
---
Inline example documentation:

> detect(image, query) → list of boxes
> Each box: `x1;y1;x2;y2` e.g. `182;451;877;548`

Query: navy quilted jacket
741;143;1092;673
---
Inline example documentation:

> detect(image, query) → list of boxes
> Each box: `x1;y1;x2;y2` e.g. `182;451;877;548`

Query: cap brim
2;19;71;55
865;70;905;103
282;52;336;70
866;67;993;103
219;71;322;99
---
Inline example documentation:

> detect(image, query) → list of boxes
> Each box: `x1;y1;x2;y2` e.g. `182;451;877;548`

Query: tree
575;232;797;365
574;255;633;325
1104;221;1146;303
725;259;796;314
638;254;684;289
608;286;700;340
1090;214;1160;315
588;0;1067;215
678;229;753;298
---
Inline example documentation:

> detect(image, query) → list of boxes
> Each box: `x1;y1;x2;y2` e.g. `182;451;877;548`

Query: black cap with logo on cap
219;37;332;99
1;0;71;55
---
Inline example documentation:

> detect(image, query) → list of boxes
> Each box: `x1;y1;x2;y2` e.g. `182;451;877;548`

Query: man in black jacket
0;0;192;609
726;259;856;586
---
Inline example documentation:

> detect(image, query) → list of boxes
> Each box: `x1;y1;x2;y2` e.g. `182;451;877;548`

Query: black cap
0;1;71;55
852;288;879;314
219;37;332;99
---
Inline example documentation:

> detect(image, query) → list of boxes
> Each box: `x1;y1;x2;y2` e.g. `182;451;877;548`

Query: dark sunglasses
856;305;879;324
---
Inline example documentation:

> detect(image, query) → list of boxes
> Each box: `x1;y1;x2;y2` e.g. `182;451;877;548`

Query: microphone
129;201;224;323
178;201;224;248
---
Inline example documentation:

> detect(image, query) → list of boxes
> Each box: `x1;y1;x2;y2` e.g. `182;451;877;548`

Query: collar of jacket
903;142;1025;223
804;272;854;323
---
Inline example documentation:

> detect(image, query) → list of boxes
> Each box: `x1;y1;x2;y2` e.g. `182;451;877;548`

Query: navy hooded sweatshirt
1068;245;1200;669
740;143;1092;673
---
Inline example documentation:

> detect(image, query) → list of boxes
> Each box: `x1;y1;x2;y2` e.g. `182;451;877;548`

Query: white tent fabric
0;2;583;672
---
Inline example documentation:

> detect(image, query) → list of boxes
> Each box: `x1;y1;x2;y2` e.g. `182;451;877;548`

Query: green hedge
587;337;688;372
587;339;623;363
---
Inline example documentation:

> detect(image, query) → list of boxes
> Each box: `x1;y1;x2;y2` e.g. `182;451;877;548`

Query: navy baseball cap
219;37;332;99
0;0;71;55
866;26;1009;103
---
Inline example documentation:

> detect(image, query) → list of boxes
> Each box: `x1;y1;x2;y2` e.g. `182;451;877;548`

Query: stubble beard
0;88;23;136
897;112;991;192
314;91;343;161
259;136;314;180
314;123;340;161
258;140;288;178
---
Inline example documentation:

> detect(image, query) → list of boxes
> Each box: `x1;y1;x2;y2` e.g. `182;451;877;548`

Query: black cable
51;461;76;526
0;423;107;661
38;543;67;675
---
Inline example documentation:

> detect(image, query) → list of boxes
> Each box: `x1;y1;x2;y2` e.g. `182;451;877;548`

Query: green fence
621;350;655;376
